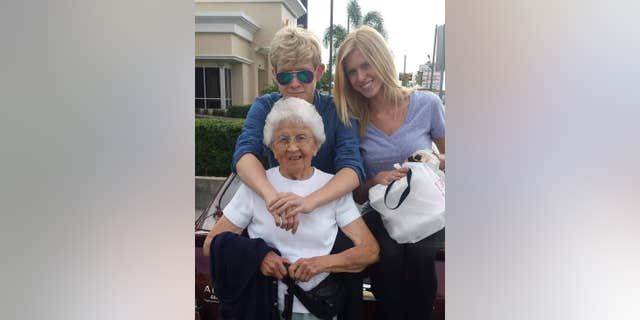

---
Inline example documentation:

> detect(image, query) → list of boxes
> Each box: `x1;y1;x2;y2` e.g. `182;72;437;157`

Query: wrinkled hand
373;168;409;186
288;256;327;282
272;211;299;234
268;192;315;234
260;251;291;280
265;193;300;234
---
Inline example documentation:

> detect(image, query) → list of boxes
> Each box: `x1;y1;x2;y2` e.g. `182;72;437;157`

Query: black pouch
283;274;346;320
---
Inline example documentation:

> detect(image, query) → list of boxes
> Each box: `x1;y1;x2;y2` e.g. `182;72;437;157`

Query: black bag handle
383;168;412;210
282;264;294;320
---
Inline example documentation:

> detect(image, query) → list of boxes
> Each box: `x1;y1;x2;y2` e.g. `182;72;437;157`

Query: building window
195;66;231;109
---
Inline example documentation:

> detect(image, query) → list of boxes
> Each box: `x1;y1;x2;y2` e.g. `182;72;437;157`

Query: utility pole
328;0;334;90
429;25;437;90
438;25;446;100
402;54;407;87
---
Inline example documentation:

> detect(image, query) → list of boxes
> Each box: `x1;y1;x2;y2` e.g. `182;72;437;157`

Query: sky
307;0;445;75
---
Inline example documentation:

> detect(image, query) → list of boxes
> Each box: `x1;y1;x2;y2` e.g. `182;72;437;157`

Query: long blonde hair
334;26;412;136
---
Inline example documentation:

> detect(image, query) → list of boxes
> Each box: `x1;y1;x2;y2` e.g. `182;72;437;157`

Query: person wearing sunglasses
232;26;364;232
231;26;367;319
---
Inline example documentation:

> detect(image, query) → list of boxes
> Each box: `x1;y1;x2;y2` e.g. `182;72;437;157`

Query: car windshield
198;173;243;231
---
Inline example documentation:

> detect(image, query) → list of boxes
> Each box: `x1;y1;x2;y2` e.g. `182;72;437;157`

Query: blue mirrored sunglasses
276;70;314;85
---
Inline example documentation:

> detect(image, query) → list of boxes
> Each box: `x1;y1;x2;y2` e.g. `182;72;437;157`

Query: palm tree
361;11;386;38
346;0;361;33
322;24;347;69
323;0;386;72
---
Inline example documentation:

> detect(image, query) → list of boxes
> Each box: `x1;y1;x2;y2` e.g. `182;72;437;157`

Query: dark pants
363;210;443;320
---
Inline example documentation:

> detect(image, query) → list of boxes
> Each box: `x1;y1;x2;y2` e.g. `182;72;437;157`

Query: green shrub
261;82;279;95
227;104;251;118
209;109;226;117
195;117;245;176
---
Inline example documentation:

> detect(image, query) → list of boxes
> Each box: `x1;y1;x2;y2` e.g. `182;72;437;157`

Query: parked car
195;173;445;319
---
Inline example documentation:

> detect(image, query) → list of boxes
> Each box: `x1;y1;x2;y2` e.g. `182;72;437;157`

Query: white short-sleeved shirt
223;167;361;314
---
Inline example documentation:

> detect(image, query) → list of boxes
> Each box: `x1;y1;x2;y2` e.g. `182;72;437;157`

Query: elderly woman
203;97;379;320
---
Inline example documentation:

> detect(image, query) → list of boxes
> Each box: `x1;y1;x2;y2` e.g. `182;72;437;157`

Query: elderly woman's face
270;121;318;176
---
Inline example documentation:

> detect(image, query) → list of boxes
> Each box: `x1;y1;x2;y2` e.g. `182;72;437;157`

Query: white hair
263;97;326;147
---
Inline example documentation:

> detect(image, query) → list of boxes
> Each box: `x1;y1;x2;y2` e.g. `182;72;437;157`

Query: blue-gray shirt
232;91;365;182
358;91;445;179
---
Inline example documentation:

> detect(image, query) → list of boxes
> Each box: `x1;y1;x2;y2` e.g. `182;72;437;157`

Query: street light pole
328;0;334;91
429;24;437;90
403;54;407;87
438;24;446;100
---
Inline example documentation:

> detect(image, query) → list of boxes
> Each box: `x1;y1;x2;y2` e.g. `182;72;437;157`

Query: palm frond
322;24;348;49
363;11;387;38
347;0;362;29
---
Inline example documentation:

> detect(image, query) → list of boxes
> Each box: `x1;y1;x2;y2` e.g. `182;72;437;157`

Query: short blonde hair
334;26;412;136
269;26;322;72
263;97;326;147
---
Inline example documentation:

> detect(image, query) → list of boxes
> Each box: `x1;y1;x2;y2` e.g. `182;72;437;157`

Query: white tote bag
369;162;445;244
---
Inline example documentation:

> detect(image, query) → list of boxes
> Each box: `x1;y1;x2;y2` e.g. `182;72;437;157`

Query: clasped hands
265;192;316;234
260;251;326;282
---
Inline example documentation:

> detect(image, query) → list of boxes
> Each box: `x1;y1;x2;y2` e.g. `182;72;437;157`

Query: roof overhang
195;0;307;18
196;54;254;65
195;11;261;42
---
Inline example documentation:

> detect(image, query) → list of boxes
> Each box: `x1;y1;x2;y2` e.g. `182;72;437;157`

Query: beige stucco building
195;0;306;110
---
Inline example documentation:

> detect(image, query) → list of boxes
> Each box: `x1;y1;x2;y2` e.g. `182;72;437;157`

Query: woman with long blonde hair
334;26;446;320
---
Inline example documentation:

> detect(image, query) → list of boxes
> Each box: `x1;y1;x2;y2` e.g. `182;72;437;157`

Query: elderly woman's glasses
274;134;313;148
276;70;314;85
